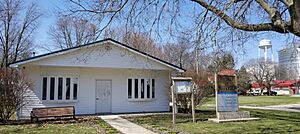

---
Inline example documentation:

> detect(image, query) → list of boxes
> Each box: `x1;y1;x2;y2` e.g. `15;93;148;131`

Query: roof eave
8;38;186;72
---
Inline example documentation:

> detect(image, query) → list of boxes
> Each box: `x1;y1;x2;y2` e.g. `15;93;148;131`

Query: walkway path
99;115;156;134
206;104;300;112
240;104;300;112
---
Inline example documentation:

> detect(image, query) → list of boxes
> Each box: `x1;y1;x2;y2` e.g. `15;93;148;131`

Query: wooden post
214;73;219;119
171;80;175;124
234;74;238;111
191;83;195;123
175;93;177;114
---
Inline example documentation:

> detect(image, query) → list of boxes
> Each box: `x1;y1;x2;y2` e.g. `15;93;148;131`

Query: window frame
41;75;79;103
49;77;55;100
134;79;139;99
66;77;71;100
127;77;156;101
58;77;63;100
146;78;151;99
141;79;145;99
152;79;155;99
128;79;132;99
73;77;79;100
42;77;47;100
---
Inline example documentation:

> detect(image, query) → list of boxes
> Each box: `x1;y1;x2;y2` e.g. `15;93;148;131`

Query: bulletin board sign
171;77;195;124
175;81;192;93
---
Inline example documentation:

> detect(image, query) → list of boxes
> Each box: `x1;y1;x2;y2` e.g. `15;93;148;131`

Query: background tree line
0;0;39;121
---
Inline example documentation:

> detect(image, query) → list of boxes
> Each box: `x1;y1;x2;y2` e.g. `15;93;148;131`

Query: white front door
95;80;112;113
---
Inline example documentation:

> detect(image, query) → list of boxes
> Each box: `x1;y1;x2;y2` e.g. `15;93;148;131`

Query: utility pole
196;47;199;75
195;31;201;75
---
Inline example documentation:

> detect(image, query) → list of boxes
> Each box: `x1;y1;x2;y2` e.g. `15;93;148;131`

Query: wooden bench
31;106;75;122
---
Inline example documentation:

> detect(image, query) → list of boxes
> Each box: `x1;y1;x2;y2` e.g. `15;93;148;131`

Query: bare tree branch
0;0;41;67
49;16;97;49
191;0;289;33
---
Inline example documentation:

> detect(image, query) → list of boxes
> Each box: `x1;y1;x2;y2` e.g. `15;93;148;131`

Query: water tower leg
258;48;261;59
264;46;267;63
271;47;274;62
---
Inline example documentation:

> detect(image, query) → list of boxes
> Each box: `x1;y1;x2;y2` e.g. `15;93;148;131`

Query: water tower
258;39;273;63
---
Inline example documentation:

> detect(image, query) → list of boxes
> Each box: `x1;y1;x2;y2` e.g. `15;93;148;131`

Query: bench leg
30;111;34;123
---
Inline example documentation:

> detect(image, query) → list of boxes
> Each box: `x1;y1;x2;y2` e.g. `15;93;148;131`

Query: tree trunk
260;87;266;96
290;0;300;37
267;87;271;96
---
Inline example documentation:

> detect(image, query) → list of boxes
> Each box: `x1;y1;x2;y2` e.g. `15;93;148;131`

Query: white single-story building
10;38;185;119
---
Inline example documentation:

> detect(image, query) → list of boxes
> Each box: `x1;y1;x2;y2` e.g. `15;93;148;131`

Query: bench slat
31;106;75;119
33;109;48;117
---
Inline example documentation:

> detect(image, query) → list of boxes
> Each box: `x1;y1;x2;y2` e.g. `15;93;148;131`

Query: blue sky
31;0;296;68
32;0;66;49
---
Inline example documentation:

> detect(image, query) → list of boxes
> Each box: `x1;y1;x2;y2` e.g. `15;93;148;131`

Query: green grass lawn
125;109;300;134
0;123;98;134
205;96;300;106
0;117;119;134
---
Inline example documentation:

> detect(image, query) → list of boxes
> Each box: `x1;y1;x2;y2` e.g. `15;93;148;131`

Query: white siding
28;43;170;71
19;66;170;119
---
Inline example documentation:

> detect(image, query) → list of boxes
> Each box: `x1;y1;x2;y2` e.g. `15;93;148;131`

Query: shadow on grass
127;109;300;134
251;110;300;122
180;108;300;123
0;116;106;126
128;110;216;125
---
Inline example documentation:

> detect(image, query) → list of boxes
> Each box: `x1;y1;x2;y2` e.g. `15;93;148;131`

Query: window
41;76;79;102
42;77;47;100
147;79;150;98
73;83;78;100
152;79;155;98
128;78;155;100
134;79;138;98
128;79;132;99
141;79;144;99
58;77;63;100
73;77;78;100
66;78;71;100
50;77;55;100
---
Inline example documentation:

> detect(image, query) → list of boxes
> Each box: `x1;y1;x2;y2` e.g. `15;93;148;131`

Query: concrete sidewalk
240;104;300;112
99;115;156;134
205;104;300;112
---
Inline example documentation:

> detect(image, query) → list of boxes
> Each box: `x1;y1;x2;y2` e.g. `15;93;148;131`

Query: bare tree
104;28;164;57
163;42;192;69
192;0;300;37
49;15;98;49
66;1;253;52
246;59;280;95
66;0;300;49
176;63;214;112
0;68;32;122
0;0;41;67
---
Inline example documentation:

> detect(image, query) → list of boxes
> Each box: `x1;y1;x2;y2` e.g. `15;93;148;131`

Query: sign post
171;77;194;124
171;80;176;124
191;84;195;122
